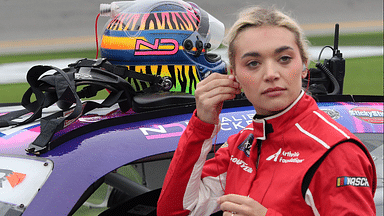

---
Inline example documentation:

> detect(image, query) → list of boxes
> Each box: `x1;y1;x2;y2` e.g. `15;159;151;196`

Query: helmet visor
188;2;225;50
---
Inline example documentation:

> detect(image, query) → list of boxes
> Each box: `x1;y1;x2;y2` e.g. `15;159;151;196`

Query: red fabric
157;93;376;215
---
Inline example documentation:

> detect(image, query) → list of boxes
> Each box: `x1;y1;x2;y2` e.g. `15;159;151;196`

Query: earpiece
302;63;306;72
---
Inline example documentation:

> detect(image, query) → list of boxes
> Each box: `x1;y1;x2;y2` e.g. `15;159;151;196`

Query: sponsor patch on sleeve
336;176;370;187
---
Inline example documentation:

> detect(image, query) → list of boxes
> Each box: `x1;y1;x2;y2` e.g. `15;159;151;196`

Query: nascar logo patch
337;176;370;187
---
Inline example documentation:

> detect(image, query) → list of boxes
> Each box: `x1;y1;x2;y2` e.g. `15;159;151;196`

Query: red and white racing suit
157;92;377;216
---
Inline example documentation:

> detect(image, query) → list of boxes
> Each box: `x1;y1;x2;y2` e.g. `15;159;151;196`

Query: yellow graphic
107;12;199;32
101;36;146;50
126;65;200;95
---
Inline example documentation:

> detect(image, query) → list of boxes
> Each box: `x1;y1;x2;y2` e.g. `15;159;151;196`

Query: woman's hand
194;73;241;124
217;194;268;216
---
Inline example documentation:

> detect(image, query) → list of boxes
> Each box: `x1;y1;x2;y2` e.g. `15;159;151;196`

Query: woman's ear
229;66;235;75
302;62;308;78
230;67;239;82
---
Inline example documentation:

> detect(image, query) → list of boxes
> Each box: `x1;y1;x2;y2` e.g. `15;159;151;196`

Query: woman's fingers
194;73;241;124
217;194;268;216
196;74;240;95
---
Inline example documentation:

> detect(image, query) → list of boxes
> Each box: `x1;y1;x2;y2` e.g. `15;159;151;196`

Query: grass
343;56;383;95
0;50;97;64
0;83;111;104
307;31;383;47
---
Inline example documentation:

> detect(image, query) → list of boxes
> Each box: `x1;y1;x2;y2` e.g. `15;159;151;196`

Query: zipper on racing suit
256;139;263;170
255;122;273;170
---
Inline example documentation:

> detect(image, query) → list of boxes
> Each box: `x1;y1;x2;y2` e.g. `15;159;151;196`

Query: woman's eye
280;56;292;63
247;61;259;67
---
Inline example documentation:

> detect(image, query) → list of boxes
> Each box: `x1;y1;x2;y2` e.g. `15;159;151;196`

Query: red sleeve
307;141;376;215
157;110;217;216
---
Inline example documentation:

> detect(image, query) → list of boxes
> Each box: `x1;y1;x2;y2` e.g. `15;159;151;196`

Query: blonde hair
224;6;309;67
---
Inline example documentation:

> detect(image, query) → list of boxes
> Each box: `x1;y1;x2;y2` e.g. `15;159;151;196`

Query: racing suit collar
252;90;305;140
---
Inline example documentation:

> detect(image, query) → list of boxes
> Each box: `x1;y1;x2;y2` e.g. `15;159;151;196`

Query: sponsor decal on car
139;113;255;140
0;169;26;188
0;155;53;207
321;109;340;120
349;107;383;124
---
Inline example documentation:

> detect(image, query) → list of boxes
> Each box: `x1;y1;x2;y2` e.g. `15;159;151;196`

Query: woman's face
232;26;307;116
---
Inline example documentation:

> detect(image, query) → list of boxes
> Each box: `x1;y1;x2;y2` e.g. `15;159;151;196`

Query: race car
0;87;382;216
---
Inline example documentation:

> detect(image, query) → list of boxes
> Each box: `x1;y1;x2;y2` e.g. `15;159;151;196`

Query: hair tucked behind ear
224;6;309;68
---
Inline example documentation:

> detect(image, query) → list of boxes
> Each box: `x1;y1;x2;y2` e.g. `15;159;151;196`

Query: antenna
329;23;345;94
333;23;339;56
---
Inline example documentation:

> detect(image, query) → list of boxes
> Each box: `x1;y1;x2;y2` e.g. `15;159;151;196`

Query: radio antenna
333;23;340;56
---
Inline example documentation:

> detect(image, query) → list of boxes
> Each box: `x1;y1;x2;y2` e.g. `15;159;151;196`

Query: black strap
26;101;106;154
0;61;135;128
0;109;31;127
24;65;137;155
2;58;174;155
0;65;78;128
70;58;164;86
24;65;83;154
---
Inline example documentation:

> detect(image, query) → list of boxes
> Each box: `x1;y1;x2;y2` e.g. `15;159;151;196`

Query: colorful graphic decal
134;38;179;56
323;102;383;133
106;12;199;32
100;36;146;51
336;176;369;187
0;169;26;188
349;107;383;124
102;11;198;54
127;65;199;94
0;123;40;153
101;35;183;55
237;133;254;157
140;123;187;140
139;102;384;141
0;156;53;208
0;124;38;140
101;35;202;54
139;112;255;140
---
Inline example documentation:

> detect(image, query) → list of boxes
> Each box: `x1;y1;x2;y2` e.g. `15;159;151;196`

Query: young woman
157;6;376;216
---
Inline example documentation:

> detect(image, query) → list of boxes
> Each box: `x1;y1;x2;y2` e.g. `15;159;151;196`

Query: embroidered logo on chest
266;148;304;164
237;134;254;157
